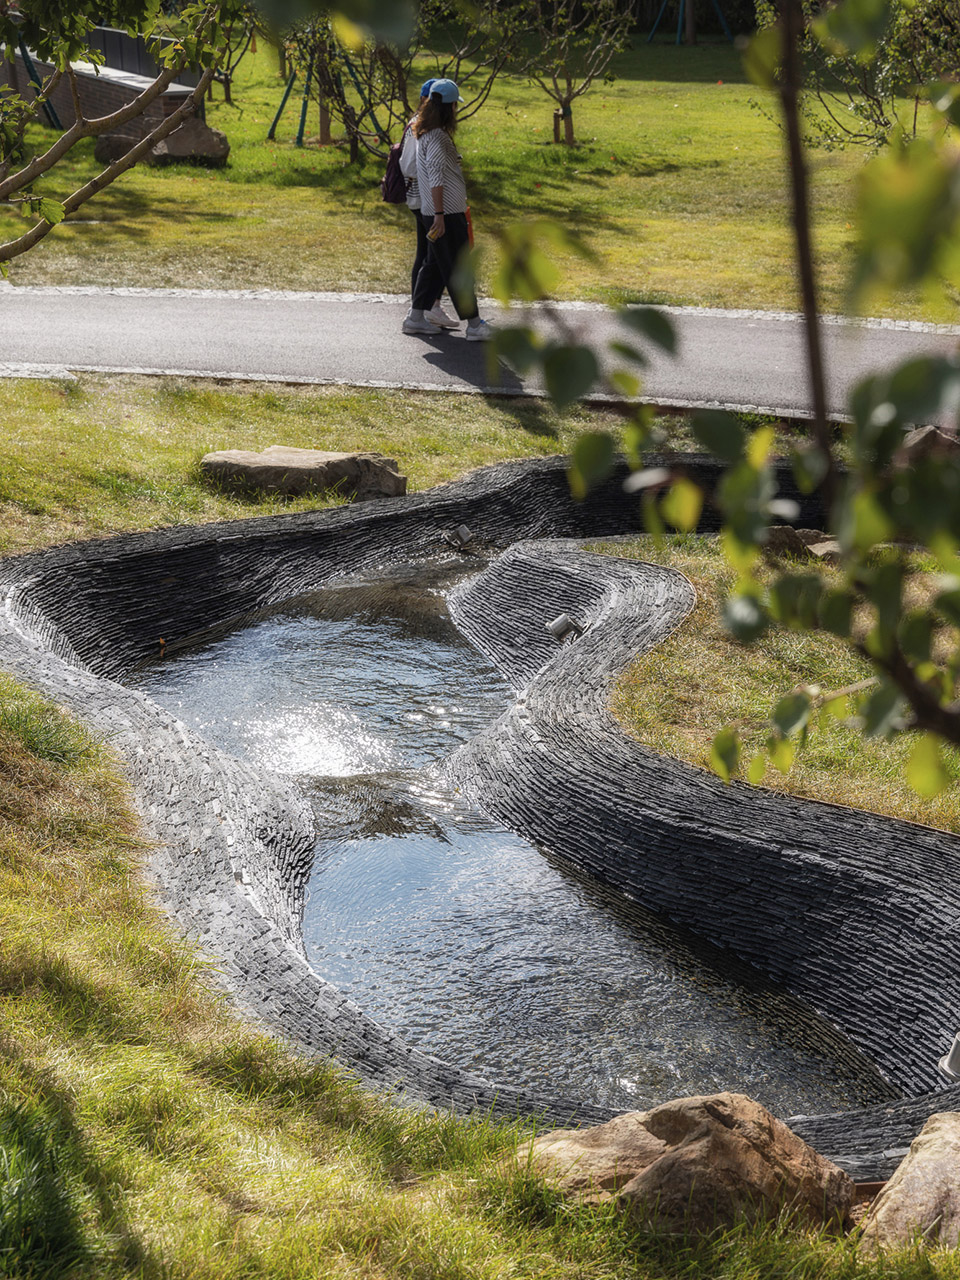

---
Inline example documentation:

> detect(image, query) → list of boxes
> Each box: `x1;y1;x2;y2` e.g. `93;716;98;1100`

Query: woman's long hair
412;95;457;139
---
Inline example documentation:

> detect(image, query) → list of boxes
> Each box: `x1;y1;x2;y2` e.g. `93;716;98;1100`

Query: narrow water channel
132;564;896;1116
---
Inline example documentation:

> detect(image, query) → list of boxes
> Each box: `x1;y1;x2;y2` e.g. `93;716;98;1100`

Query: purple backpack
381;126;411;204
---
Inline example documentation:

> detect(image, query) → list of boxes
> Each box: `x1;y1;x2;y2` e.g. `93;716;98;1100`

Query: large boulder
860;1112;960;1253
94;115;229;167
518;1092;853;1235
200;446;407;501
896;425;960;467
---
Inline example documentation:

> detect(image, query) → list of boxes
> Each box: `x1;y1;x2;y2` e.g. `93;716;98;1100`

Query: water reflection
133;568;897;1116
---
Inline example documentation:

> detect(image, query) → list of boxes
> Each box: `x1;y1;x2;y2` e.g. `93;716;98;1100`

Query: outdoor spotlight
442;524;474;549
546;612;582;641
939;1032;960;1082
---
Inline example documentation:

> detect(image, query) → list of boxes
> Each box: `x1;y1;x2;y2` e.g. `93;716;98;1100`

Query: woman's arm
430;186;445;238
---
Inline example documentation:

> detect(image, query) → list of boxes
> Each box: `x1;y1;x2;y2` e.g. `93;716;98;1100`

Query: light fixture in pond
938;1033;960;1081
442;524;474;550
546;612;582;642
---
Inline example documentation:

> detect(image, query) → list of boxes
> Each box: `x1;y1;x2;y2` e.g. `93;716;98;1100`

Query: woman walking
402;79;492;341
399;78;459;333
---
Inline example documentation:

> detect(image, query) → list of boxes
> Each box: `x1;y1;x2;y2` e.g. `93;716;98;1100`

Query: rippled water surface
134;567;896;1115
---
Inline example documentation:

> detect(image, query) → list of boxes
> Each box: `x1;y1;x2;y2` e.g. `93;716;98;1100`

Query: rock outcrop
94;116;229;167
860;1112;960;1252
200;447;407;501
518;1093;854;1234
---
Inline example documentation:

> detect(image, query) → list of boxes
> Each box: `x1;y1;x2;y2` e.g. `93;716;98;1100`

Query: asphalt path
1;283;959;418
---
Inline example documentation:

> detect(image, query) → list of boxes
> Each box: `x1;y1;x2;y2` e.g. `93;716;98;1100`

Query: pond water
132;565;896;1115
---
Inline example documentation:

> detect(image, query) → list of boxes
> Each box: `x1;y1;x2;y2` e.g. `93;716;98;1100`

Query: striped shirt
415;128;467;216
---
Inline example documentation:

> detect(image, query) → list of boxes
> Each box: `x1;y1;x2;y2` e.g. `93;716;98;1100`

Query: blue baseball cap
430;78;464;104
419;78;436;98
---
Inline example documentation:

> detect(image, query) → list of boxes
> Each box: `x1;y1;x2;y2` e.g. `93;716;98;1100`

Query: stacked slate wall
0;455;956;1176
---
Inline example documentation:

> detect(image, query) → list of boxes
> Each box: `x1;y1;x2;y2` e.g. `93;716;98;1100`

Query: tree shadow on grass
0;1052;155;1278
493;395;560;440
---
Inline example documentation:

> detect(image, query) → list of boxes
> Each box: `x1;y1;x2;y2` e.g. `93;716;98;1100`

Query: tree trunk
563;103;574;145
685;0;698;45
553;109;561;143
319;102;331;146
344;105;359;163
278;44;287;80
222;75;232;105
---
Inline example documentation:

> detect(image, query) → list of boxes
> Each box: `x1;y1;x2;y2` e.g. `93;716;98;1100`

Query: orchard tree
523;0;632;144
755;0;960;146
283;0;526;160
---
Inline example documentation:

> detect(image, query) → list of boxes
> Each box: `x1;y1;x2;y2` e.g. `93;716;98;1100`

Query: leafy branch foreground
2;675;930;1279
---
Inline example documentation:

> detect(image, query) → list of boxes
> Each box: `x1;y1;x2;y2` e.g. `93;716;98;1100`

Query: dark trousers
412;211;478;321
410;206;428;301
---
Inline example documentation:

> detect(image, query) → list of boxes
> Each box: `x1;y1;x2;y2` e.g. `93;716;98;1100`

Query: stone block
199;446;407;501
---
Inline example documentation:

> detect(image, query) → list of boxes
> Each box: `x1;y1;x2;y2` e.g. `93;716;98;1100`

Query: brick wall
0;50;193;130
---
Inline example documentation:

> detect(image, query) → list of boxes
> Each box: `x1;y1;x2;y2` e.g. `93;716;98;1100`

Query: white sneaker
465;319;493;342
425;303;460;329
402;313;442;336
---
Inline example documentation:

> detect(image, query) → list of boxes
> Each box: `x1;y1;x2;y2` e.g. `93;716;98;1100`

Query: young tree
523;0;632;144
0;0;411;259
283;0;525;160
755;0;960;147
0;0;246;266
485;0;960;795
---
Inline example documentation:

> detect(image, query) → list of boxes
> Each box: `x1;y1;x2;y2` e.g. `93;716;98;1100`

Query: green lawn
1;39;914;317
0;375;663;555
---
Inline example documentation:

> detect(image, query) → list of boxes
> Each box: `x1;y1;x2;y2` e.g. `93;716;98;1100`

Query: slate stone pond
131;563;894;1117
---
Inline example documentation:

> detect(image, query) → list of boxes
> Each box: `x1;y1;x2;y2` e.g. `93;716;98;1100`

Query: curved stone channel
0;455;958;1176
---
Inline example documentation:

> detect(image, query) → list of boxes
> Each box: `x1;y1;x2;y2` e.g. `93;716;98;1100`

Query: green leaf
772;692;811;738
691;410;744;463
861;682;903;739
723;592;768;643
709;727;740;783
660;478;703;533
642;491;666;545
610;370;641;398
906;733;950;798
721;529;760;574
741;25;782;89
849;490;894;552
492;326;542;375
812;0;892;61
791;443;829;495
568;431;615;501
543;346;599;411
623;412;653;469
819;589;853;638
619;306;677;355
746;752;767;785
769;574;822;629
928;82;960;130
936;587;960;627
863;560;903;648
767;735;795;774
608;341;649;368
747;425;776;469
38;198;65;225
852;139;960;304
